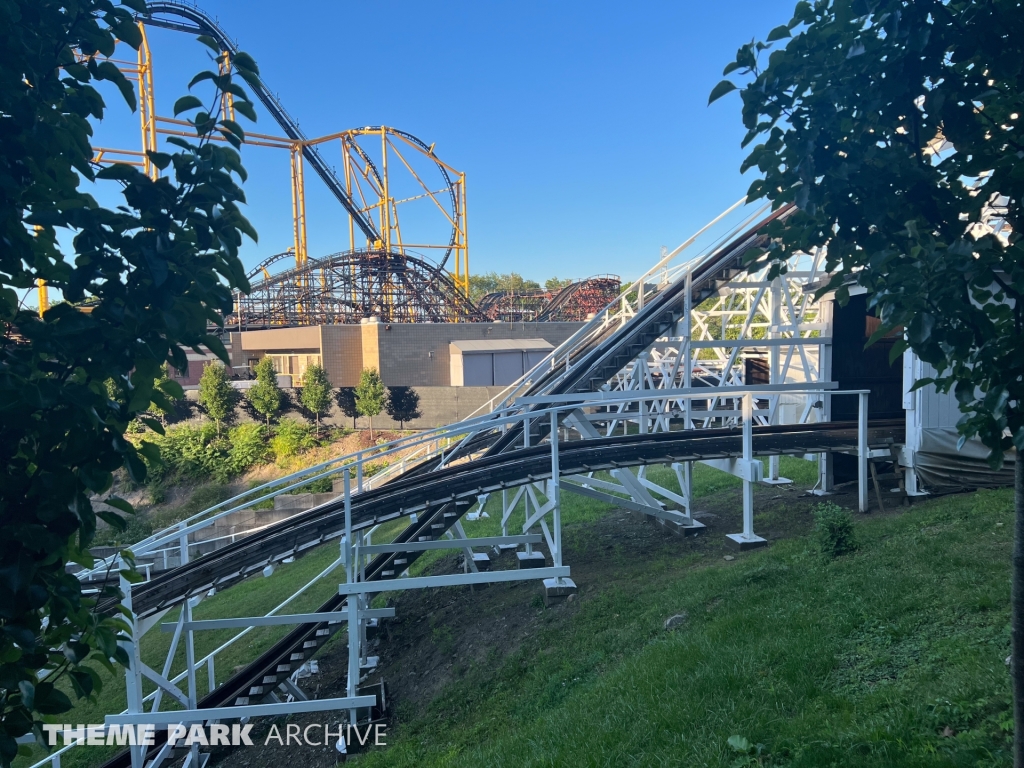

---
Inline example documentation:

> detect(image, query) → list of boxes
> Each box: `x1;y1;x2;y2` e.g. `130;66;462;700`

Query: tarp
913;427;1016;491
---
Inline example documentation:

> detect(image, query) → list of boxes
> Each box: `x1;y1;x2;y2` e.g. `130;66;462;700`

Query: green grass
354;487;1015;768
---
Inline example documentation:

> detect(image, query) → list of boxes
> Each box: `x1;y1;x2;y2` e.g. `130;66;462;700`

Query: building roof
449;338;554;354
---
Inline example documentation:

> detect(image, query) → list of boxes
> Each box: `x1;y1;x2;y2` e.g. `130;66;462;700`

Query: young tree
247;357;281;426
198;362;236;436
713;0;1024;756
0;1;260;759
300;363;332;436
385;386;422;429
335;387;359;429
355;367;386;440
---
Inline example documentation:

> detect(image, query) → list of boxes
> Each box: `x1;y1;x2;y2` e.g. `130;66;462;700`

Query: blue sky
89;0;798;284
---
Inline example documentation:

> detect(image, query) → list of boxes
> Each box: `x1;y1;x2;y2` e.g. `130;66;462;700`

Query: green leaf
33;682;73;715
139;416;165;435
197;35;222;53
766;24;792;42
97;511;128;531
219;118;245;140
119;568;145;584
137;440;162;463
202;334;229;363
96;163;140;182
157;377;185;400
124;449;147;484
188;71;217;90
18;680;35;710
233;100;257;122
120;0;147;12
727;735;751;753
146;151;173;170
173;95;204;115
231;51;260;75
217;128;242;149
104;496;135;515
708;79;737;105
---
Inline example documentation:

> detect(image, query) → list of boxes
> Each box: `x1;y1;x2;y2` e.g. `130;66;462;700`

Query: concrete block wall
235;321;584;388
320;325;363;387
329;385;508;430
370;322;582;387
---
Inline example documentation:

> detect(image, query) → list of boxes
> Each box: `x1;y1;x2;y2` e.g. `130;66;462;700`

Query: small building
449;339;553;386
229;320;583;388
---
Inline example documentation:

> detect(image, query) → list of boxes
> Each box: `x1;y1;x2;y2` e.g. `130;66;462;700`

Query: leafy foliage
197;362;237;435
0;1;259;757
386;386;422;428
246;356;281;426
544;276;574;292
715;2;1024;752
468;271;542;302
355;367;386;438
299;362;332;435
813;501;857;559
715;0;1024;467
270;418;318;461
226;422;270;474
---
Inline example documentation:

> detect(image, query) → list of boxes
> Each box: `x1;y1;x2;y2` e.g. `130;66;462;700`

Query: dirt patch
206;478;886;768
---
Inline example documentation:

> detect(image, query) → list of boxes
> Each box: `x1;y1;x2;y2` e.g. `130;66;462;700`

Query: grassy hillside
354;487;1014;768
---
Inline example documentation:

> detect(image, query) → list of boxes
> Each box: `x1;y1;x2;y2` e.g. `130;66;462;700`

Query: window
266;354;322;381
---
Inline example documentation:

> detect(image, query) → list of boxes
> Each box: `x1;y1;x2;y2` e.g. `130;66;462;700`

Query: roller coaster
74;2;617;328
476;276;622;323
31;196;922;768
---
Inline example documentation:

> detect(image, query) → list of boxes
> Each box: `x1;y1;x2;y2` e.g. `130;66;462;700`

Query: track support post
343;468;359;728
858;391;869;513
119;560;146;768
726;393;767;551
543;412;576;605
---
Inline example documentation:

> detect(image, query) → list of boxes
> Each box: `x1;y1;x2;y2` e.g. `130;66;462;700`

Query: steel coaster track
99;419;902;768
141;2;381;243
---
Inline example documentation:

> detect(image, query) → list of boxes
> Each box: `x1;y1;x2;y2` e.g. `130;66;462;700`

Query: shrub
271;418;318;462
814;501;857;559
153;423;231;482
295;476;333;494
228;423;270;475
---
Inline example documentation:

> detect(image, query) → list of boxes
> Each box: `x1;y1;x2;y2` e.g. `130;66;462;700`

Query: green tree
198;362;236;436
147;363;184;425
355;367;387;440
247;356;281;426
0;0;260;759
544;276;573;292
385;386;422;429
300;363;332;436
713;0;1024;755
468;271;542;302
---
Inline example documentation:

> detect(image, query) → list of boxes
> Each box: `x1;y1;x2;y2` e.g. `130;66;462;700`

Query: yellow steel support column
219;52;236;121
380;126;390;253
457;172;469;298
36;280;48;317
290;145;308;270
341;139;358;308
290;145;309;323
137;23;158;180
